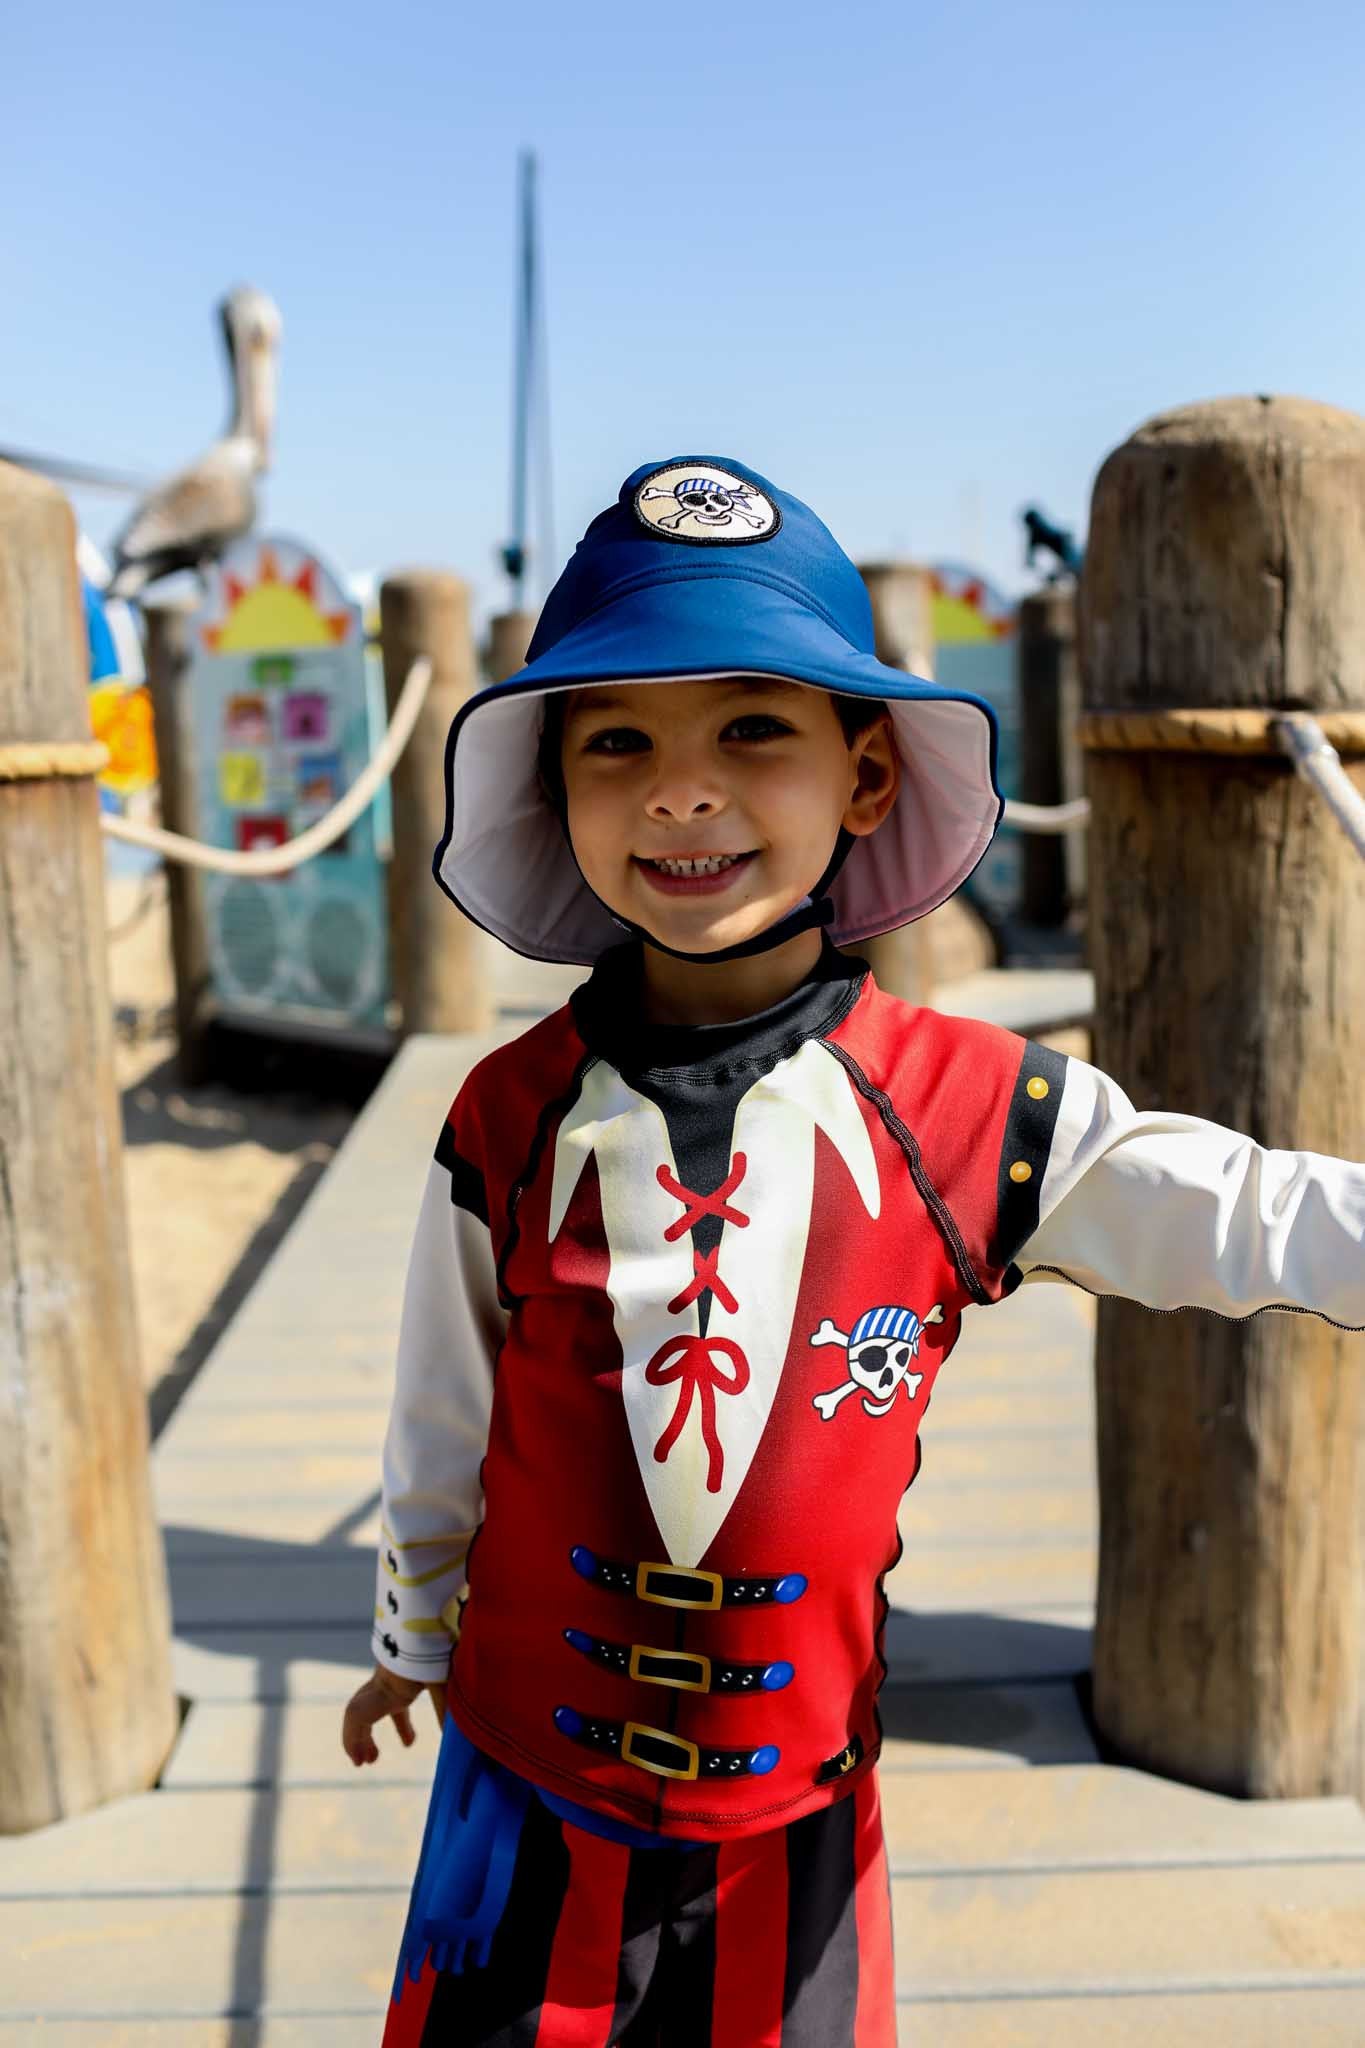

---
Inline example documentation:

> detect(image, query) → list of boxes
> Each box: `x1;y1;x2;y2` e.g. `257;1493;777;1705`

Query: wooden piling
143;599;212;1082
859;563;934;678
1017;585;1083;927
1080;395;1365;1797
0;461;177;1833
379;571;492;1035
485;608;537;685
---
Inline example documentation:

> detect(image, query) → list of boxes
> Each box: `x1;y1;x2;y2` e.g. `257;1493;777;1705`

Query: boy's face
559;677;899;958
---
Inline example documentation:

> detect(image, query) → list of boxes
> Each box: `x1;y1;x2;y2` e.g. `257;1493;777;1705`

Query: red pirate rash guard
372;945;1365;1840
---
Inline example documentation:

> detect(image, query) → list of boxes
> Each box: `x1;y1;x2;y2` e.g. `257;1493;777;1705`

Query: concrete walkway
5;1012;1365;2044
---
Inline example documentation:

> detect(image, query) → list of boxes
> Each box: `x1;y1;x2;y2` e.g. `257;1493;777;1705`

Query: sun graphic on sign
201;546;352;653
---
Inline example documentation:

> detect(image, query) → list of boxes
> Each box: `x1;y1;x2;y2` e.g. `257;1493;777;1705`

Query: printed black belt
570;1546;808;1610
563;1629;794;1695
553;1705;780;1784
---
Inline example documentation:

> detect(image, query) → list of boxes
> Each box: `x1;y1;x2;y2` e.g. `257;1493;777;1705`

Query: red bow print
644;1336;750;1493
649;1155;751;1487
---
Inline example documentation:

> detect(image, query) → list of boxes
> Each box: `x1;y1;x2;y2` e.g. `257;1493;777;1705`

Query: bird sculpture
106;286;282;599
1021;505;1084;583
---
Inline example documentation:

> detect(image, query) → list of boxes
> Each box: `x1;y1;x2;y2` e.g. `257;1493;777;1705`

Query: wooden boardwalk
5;1021;1365;2044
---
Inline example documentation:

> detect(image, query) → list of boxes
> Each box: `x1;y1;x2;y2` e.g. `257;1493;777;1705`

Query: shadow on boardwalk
164;1492;382;2032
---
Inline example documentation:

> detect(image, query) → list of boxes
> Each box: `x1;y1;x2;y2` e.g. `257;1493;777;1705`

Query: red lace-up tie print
646;1155;751;1492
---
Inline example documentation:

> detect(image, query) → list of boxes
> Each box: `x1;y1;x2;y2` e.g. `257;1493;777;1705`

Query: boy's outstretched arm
344;1085;505;1758
1012;1056;1365;1325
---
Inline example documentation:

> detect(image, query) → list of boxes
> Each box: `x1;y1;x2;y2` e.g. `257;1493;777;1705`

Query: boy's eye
583;725;651;755
724;714;794;742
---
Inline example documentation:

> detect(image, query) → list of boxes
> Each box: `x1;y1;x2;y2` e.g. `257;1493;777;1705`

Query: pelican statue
106;286;282;599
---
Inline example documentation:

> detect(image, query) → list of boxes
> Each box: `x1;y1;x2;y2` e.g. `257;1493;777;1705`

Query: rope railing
1274;713;1365;861
98;657;433;877
1001;797;1090;833
1006;706;1365;848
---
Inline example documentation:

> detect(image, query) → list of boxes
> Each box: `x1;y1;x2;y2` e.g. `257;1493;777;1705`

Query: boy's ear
843;717;900;838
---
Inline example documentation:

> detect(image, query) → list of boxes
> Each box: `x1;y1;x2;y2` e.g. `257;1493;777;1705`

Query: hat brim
435;576;1002;965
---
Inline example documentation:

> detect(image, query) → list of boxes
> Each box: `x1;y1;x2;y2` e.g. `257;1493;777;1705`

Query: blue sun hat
435;457;1002;964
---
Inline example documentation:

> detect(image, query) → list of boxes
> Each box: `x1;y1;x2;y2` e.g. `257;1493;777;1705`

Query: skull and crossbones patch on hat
633;461;781;546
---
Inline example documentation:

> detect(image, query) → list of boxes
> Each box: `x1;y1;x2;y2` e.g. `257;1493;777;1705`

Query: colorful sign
929;563;1019;923
189;535;392;1040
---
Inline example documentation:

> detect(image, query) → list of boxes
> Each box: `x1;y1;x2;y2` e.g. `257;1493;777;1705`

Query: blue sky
6;1;1364;616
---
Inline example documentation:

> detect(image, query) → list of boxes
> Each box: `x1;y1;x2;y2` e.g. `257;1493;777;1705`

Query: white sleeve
371;1148;506;1684
1015;1056;1365;1326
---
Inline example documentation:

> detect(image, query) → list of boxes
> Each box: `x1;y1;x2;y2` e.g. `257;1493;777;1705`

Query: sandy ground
106;872;357;1415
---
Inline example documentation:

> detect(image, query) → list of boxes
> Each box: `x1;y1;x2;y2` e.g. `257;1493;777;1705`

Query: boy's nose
647;790;720;819
644;755;726;821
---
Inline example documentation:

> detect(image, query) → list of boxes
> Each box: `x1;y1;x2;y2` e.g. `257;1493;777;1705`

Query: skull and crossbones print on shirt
811;1302;944;1419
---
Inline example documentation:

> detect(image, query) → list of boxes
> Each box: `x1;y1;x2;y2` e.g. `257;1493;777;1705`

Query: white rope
1001;797;1091;833
99;657;433;877
1274;713;1365;862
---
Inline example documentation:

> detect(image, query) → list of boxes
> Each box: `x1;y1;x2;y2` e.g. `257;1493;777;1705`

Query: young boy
343;457;1365;2046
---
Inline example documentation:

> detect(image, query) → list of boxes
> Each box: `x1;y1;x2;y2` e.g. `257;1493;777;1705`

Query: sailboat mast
503;150;537;606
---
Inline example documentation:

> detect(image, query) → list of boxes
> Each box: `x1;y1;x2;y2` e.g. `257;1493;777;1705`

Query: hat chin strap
604;829;856;967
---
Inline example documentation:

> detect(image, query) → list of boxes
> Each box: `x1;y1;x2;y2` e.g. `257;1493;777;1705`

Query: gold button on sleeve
1026;1075;1050;1100
1009;1160;1033;1184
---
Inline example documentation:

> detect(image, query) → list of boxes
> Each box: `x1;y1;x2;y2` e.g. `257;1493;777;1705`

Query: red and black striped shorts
383;1770;894;2047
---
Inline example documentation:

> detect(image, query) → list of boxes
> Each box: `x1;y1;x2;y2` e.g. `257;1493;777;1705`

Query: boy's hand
342;1662;447;1767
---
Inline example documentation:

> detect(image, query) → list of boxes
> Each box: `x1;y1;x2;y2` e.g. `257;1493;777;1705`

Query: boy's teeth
654;854;740;877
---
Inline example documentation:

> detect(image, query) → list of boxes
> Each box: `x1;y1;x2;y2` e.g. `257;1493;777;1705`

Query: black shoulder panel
434;1120;489;1226
990;1041;1067;1271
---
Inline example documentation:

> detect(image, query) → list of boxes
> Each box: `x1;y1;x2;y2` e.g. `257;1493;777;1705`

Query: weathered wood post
1017;585;1083;927
143;598;212;1082
859;563;934;680
380;571;492;1035
1080;396;1365;1797
485;608;537;686
0;461;177;1832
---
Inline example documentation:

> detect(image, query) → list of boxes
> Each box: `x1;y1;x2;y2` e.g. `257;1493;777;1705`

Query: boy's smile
558;676;898;1018
635;848;758;896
